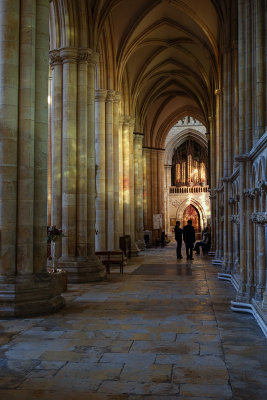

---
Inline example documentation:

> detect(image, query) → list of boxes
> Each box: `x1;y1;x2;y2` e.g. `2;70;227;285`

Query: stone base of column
262;292;267;309
59;255;106;283
255;285;265;301
236;282;251;302
0;273;65;317
130;241;140;257
136;240;145;251
222;260;233;274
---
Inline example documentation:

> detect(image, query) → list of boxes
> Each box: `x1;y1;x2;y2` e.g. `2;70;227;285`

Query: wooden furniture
95;250;124;274
119;235;131;258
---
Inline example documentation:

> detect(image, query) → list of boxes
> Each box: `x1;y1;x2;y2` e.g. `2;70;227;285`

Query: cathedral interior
0;0;267;398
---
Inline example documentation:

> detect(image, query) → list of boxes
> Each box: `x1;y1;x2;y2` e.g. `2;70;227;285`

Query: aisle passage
1;244;267;400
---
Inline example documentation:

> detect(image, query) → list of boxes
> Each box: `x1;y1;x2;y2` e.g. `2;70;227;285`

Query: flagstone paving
0;244;267;399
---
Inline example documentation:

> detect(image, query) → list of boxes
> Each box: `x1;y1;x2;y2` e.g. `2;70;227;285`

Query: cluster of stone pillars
143;147;165;238
210;0;267;310
0;0;65;316
94;93;144;255
48;50;146;280
0;0;146;315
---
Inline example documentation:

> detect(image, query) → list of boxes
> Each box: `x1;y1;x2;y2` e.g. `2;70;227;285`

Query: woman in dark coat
183;219;195;260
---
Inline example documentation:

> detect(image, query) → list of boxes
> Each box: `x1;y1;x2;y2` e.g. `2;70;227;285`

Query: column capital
59;47;79;64
95;89;107;102
87;51;99;66
106;90;116;102
250;212;267;225
123;115;131;125
119;115;124;125
129;117;135;130
49;49;61;67
114;91;121;104
78;48;92;63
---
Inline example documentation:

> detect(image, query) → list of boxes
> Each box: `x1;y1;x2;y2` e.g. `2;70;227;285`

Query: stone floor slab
0;244;267;399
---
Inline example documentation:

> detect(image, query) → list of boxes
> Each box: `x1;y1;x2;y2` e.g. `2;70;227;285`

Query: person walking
174;221;183;259
183;219;195;260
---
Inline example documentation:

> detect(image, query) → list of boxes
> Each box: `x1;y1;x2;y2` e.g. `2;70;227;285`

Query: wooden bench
95;250;124;274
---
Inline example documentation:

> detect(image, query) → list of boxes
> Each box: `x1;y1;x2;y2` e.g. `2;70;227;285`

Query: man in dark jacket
174;221;183;259
183;219;195;260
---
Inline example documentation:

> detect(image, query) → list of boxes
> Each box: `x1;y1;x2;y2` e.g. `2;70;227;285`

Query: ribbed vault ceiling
50;0;224;147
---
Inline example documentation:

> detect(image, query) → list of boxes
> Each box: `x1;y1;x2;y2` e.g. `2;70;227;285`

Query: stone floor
1;243;267;400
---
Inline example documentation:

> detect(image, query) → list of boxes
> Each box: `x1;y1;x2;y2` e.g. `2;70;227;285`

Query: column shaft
16;0;36;274
255;0;266;141
105;90;115;250
157;150;165;230
87;53;99;255
118;117;124;237
33;0;50;273
60;48;78;258
0;0;64;316
134;133;144;247
113;93;121;249
50;52;62;233
95;89;107;250
152;149;158;215
77;54;88;258
256;224;266;299
122;117;130;235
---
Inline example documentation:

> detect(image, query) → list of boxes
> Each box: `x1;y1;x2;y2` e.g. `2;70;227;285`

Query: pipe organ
172;140;207;186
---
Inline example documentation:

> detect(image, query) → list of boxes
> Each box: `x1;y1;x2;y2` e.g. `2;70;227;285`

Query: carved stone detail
49;49;61;66
230;215;240;225
78;48;92;62
250;212;267;225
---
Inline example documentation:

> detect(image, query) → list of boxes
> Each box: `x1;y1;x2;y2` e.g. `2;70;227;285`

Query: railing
169;185;209;194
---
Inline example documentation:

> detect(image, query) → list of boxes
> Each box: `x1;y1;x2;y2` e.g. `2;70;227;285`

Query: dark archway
183;204;201;239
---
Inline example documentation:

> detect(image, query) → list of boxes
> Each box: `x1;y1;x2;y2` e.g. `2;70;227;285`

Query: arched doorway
183;204;201;239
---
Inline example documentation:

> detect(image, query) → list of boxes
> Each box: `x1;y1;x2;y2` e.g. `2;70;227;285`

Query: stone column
143;148;148;230
208;117;216;252
60;47;78;259
255;0;266;141
76;49;90;259
118;116;124;238
165;165;172;236
0;0;64;316
47;66;52;225
122;116;131;235
129;118;139;256
86;53;106;280
157;150;165;230
143;148;152;231
222;50;230;272
244;188;255;298
236;0;248;301
95;89;107;250
87;52;99;254
256;222;266;300
214;190;220;259
57;50;105;282
227;182;234;271
105;90;116;250
134;133;144;249
152;149;158;216
113;92;121;249
49;50;62;237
